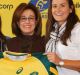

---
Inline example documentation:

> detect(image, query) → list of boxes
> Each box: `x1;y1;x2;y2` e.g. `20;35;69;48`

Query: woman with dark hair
45;0;80;75
0;16;7;52
6;3;45;53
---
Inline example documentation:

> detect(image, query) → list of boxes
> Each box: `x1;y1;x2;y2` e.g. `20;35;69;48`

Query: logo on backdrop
29;0;49;12
75;2;80;8
29;0;49;19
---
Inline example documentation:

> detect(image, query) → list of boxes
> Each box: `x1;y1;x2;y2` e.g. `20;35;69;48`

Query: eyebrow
21;15;35;18
52;3;66;5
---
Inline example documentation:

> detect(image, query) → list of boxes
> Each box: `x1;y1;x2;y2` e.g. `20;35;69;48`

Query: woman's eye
61;4;65;7
52;5;57;8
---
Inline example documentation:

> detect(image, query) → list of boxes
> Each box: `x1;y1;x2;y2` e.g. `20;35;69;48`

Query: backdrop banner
0;0;80;37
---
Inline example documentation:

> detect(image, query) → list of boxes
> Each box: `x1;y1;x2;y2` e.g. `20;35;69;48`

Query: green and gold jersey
0;51;58;75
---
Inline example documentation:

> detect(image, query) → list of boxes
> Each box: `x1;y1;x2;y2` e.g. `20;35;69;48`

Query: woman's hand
44;52;62;65
44;52;80;71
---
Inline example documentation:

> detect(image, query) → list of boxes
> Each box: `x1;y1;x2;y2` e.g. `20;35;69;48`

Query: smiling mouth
54;12;63;16
24;25;31;28
55;13;63;16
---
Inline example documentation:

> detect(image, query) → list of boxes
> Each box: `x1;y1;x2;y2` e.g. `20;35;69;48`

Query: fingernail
43;53;47;55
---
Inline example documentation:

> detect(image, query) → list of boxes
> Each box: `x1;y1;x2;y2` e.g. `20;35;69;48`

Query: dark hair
12;3;42;37
46;0;79;45
0;16;5;40
0;16;1;31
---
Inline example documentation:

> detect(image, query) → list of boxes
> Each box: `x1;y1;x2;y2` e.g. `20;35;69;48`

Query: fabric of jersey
0;52;58;75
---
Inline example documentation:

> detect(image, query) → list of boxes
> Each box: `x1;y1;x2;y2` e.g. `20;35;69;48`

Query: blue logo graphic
29;0;49;12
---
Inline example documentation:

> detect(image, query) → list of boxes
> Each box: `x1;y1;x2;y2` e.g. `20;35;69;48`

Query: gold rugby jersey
0;51;58;75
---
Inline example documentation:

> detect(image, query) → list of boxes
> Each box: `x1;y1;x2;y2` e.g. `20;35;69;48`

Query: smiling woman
0;16;10;52
19;9;36;35
45;0;80;75
6;3;45;53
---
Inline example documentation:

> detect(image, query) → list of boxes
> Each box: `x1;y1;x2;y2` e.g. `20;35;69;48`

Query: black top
6;34;45;53
0;39;5;52
0;36;10;52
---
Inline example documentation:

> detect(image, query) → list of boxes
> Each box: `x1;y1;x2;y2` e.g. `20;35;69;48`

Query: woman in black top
6;3;45;53
0;16;8;52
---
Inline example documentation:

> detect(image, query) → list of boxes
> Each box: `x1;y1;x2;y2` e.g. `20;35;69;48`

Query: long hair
46;0;79;45
12;3;42;37
0;16;5;40
0;16;6;52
